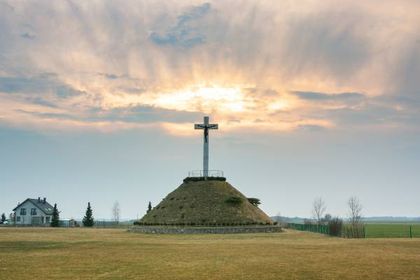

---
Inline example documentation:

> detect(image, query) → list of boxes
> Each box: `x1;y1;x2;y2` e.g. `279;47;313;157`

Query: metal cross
194;116;218;178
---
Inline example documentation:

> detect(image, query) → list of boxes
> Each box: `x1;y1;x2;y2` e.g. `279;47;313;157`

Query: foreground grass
1;228;420;279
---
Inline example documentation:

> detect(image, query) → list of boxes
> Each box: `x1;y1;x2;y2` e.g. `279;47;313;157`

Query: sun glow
267;100;290;112
151;86;246;113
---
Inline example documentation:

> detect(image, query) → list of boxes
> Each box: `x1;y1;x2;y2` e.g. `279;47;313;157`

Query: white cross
194;116;218;178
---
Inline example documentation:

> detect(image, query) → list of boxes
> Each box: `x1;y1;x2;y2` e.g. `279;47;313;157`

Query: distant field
365;223;420;238
1;228;420;280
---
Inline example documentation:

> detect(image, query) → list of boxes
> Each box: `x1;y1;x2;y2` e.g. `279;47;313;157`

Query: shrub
328;217;343;236
304;219;314;225
225;196;243;205
183;177;226;183
342;223;365;238
247;198;261;206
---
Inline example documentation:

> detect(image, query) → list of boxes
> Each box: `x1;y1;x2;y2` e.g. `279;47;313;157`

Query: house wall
14;201;51;225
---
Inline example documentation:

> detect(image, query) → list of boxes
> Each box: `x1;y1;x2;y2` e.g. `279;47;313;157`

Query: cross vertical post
194;116;218;179
203;116;209;177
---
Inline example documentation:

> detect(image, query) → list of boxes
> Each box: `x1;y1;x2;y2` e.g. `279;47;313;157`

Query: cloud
298;124;327;132
393;41;420;97
149;2;211;48
280;9;371;81
0;75;84;98
88;106;203;123
0;0;418;133
0;2;14;11
97;73;123;80
293;91;365;101
21;32;36;40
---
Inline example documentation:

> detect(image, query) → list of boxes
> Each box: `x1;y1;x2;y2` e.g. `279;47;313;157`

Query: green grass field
1;228;420;279
365;224;420;238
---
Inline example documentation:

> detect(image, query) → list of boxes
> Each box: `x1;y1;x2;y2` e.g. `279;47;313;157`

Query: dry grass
141;180;272;225
1;228;420;279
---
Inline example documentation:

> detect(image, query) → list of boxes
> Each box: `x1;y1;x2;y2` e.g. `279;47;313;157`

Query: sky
1;0;419;219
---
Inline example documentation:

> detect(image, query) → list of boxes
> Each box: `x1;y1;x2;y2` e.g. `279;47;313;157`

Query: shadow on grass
0;240;101;252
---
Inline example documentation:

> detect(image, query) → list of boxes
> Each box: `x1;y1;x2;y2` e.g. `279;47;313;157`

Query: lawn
365;224;420;238
1;228;420;279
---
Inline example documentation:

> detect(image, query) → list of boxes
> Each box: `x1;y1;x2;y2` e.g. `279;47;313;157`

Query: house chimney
38;197;41;202
43;197;46;204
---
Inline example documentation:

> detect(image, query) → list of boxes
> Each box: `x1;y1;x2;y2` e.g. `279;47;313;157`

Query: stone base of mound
128;225;283;234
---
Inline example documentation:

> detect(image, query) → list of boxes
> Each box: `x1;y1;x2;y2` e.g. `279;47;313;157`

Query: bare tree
312;197;326;225
112;201;120;223
274;211;283;224
347;196;364;238
348;196;362;226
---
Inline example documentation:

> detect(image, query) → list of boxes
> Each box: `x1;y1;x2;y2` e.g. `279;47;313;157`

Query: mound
139;179;272;225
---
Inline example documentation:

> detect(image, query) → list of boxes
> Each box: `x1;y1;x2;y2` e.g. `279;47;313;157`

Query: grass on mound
140;180;272;226
1;228;420;280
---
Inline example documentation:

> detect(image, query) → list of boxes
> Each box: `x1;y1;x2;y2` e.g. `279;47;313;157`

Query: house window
17;216;21;222
46;217;50;223
20;208;26;215
31;208;37;215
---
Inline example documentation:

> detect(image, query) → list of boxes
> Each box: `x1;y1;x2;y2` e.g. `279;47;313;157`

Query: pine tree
147;201;152;213
1;213;6;224
50;204;60;227
82;202;94;227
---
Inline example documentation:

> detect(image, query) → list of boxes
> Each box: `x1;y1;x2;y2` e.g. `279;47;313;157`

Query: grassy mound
139;179;272;226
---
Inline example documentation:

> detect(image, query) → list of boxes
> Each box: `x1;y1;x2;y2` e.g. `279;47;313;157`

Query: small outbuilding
12;197;54;225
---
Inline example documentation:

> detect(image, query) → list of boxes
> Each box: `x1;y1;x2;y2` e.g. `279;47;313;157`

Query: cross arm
194;124;205;129
207;124;218;129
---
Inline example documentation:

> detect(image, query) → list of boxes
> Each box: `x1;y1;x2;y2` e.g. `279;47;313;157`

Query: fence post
410;225;412;238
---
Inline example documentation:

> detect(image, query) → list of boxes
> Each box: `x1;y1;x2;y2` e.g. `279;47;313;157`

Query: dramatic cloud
150;2;211;47
0;0;419;133
293;91;365;102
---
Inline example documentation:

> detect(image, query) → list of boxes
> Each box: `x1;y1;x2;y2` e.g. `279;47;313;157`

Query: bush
247;198;261;206
183;177;226;183
304;219;314;225
342;223;365;238
328;217;343;236
225;196;243;205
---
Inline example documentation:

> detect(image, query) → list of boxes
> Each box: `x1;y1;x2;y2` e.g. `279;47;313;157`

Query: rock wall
128;225;282;234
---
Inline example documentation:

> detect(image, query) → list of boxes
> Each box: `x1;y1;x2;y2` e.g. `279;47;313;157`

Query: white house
13;198;54;225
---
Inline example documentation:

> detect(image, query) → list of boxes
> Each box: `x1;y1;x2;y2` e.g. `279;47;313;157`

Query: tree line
50;202;95;227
